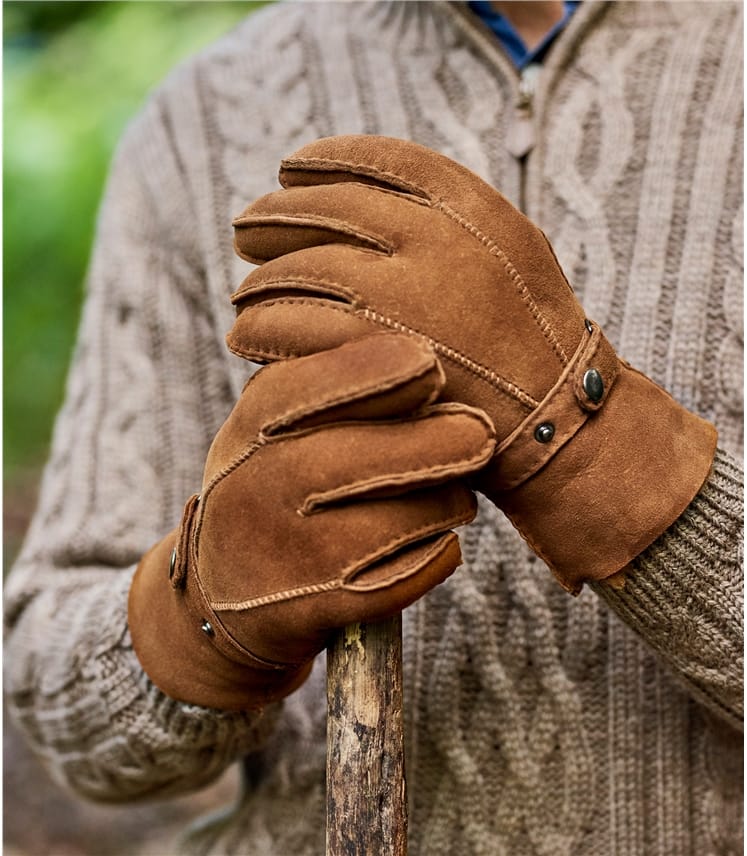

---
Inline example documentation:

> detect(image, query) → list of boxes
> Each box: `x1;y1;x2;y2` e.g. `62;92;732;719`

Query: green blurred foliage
4;1;263;479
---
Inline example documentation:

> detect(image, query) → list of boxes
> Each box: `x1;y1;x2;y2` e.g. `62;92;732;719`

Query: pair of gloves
128;137;716;711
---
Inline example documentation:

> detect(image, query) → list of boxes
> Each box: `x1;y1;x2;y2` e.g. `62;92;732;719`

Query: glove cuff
487;359;717;593
128;498;311;711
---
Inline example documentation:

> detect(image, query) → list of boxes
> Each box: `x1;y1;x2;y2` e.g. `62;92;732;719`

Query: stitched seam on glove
212;578;342;611
200;439;266;505
360;307;539;409
280;156;431;199
226;297;538;410
231;274;364;306
434;200;569;366
279;154;567;369
193;439;267;548
233;213;394;257
210;516;468;611
182;530;305;672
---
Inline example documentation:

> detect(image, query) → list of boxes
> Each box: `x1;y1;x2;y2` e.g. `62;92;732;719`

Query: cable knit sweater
5;3;743;854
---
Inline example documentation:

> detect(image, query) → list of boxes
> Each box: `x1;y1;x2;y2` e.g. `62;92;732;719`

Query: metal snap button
168;547;177;579
201;620;215;637
584;319;594;334
534;422;555;443
583;368;604;403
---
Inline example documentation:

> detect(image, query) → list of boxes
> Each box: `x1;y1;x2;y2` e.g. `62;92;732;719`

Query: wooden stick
326;615;408;855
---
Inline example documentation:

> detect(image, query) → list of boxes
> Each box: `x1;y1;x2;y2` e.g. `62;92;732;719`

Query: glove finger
230;242;389;308
228;299;542;449
333;529;462;622
206;333;445;480
209;402;494;529
278;134;519;238
209;484;476;664
202;406;494;617
226;232;506;371
233;181;427;265
222;530;465;665
230;206;560;409
205;481;478;610
280;135;443;196
228;297;375;364
227;243;383;362
278;136;582;326
226;243;542;427
235;174;584;382
227;243;385;363
285;402;495;512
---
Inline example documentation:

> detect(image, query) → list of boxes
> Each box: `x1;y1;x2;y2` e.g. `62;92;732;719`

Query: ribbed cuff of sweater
6;566;280;802
591;447;743;727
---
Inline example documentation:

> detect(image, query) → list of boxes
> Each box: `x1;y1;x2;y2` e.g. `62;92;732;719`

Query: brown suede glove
128;333;495;710
229;135;717;594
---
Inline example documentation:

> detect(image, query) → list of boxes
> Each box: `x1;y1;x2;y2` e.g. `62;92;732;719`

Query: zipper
438;5;541;213
506;63;541;210
443;0;606;216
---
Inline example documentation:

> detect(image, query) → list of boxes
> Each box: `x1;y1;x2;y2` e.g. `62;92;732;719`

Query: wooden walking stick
326;615;407;855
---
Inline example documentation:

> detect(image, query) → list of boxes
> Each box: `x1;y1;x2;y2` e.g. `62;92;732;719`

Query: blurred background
4;3;266;853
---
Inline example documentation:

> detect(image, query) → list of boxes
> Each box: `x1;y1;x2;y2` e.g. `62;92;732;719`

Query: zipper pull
506;63;540;160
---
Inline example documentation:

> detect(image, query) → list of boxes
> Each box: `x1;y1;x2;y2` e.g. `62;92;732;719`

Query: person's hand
229;135;717;593
128;333;495;710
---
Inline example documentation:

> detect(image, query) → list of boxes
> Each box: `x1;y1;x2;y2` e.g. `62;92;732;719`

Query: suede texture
128;333;495;710
230;135;717;592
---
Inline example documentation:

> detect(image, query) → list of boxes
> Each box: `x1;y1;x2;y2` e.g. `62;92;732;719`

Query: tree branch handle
326;616;408;855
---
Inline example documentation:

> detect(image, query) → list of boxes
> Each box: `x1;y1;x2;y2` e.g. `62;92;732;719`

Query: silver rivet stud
583;368;604;403
534;422;555;443
584;319;594;334
168;547;177;579
201;620;214;637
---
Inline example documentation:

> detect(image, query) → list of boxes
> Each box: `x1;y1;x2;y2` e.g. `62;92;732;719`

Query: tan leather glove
128;333;495;710
230;135;717;594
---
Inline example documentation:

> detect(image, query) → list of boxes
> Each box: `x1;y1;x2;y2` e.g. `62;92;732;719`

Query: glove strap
492;321;619;490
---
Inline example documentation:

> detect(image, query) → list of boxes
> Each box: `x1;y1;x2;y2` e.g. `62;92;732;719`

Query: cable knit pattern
4;3;742;855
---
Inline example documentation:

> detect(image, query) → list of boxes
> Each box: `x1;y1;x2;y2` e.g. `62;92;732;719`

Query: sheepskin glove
229;135;717;594
128;333;495;710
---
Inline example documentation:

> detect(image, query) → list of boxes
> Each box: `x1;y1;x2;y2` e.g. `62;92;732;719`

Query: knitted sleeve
591;447;743;729
3;88;279;802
